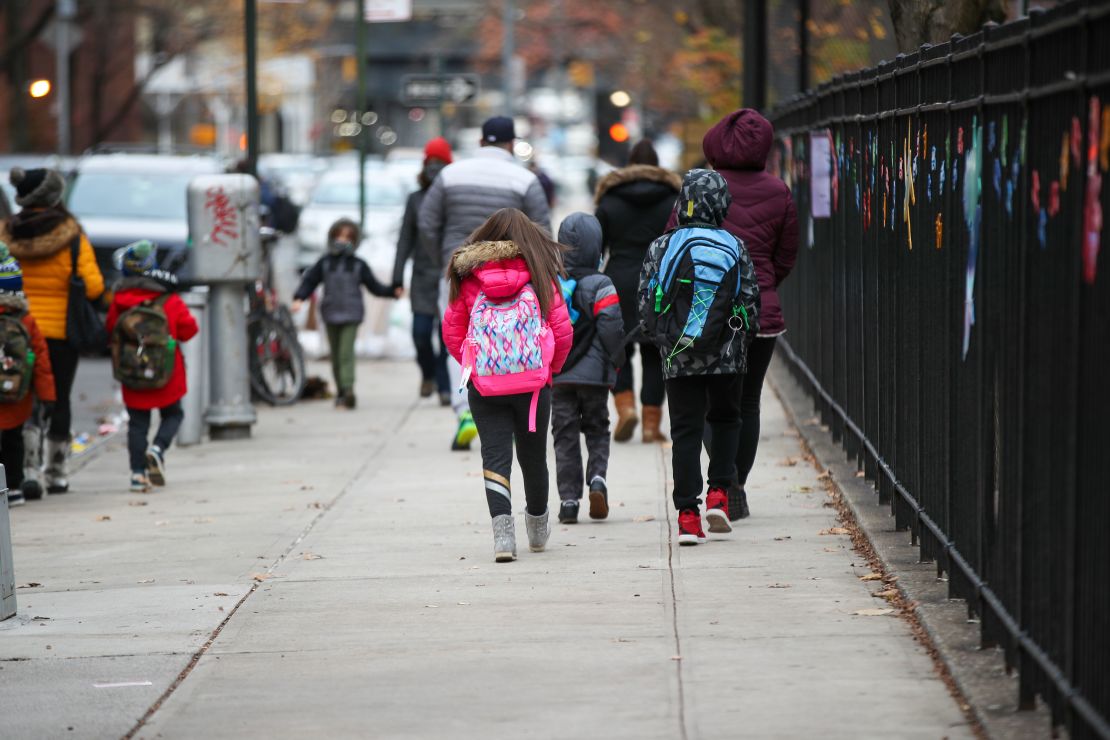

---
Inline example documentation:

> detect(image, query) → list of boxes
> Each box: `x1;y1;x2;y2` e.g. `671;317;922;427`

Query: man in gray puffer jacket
419;116;552;451
551;213;625;524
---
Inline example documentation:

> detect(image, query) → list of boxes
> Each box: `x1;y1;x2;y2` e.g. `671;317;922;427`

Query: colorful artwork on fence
963;117;983;360
810;131;832;219
1083;96;1103;285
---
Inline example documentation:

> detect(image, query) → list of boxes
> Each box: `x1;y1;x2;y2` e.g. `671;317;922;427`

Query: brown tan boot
641;405;668;443
612;390;638;442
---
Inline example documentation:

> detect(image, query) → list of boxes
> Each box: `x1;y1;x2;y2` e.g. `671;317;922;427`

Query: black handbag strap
69;235;81;277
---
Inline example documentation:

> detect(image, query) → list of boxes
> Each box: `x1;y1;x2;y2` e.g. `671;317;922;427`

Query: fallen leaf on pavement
794;486;814;493
301;552;323;561
213;592;229;597
859;573;883;581
96;515;111;522
778;457;800;466
250;573;271;582
855;471;866;478
670;655;682;661
31;616;51;621
128;501;148;507
308;502;323;509
633;515;655;522
819;527;850;536
852;608;895;616
768;583;792;589
16;582;42;589
873;589;900;599
817;470;832;480
774;536;791;541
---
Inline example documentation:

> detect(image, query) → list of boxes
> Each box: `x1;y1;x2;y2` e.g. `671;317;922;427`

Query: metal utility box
0;465;14;620
177;288;210;446
186;174;262;283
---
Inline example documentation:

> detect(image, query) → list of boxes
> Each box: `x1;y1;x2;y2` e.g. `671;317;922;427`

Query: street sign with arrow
400;74;480;106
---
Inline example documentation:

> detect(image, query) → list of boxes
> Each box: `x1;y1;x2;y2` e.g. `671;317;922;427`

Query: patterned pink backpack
460;283;554;431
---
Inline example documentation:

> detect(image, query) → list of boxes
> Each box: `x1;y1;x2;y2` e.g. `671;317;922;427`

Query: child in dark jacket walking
106;241;199;493
0;244;55;507
550;213;625;524
293;218;398;409
639;170;760;545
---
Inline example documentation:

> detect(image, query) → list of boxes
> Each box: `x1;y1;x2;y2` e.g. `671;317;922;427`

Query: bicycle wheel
248;316;306;406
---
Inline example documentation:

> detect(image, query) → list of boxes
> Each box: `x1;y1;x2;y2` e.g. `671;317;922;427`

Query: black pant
613;342;665;406
736;337;777;486
1;425;24;490
127;402;184;473
468;386;551;518
46;339;79;441
412;313;450;393
666;374;742;512
551;384;610;502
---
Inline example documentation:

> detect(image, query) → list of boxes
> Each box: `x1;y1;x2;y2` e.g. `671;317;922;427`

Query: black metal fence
768;2;1110;737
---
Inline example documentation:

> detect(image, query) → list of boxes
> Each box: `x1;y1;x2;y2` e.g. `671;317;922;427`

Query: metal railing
768;1;1110;737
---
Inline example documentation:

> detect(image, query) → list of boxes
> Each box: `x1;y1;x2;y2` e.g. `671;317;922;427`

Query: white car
295;169;406;270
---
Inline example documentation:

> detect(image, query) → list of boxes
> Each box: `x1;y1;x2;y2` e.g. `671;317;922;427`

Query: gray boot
492;514;516;563
524;510;550;553
45;437;71;494
21;423;44;499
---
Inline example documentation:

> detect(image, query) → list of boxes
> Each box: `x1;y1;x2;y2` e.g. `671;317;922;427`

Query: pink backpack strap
527;388;540;433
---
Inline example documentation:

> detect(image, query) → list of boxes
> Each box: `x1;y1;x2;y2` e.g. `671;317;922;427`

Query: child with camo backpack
0;244;55;507
106;241;198;493
638;170;760;545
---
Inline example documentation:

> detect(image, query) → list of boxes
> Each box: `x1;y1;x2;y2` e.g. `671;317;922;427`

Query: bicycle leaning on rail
247;227;305;406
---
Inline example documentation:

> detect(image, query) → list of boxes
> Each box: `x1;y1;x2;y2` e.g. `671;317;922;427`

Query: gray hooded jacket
638;169;760;379
552;213;625;388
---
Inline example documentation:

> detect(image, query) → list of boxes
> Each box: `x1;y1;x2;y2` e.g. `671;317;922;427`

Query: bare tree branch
0;0;56;70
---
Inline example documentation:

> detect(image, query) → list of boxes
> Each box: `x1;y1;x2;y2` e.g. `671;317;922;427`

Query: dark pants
127;402;184;474
45;339;79;441
412;313;450;393
1;425;24;489
325;322;359;394
666;374;742;512
613;342;665;406
468;386;551;518
736;337;777;486
551;384;611;502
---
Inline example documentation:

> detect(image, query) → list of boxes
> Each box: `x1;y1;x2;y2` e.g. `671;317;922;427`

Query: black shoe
588;477;609;520
420;380;435;398
728;487;750;521
21;479;43;501
343;390;357;409
559;500;580;524
438;391;451;407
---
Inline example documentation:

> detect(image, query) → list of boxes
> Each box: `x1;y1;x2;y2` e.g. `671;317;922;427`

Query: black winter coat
594;165;681;337
294;252;393;325
392;188;441;316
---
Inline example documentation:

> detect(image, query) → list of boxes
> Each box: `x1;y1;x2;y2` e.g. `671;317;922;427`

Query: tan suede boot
641;405;668;443
612;390;638;442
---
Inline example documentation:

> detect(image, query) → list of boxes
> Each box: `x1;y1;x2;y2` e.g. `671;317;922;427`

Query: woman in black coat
594;140;680;443
392;138;454;404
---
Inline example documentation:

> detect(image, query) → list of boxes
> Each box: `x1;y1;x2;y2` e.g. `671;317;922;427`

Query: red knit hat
423;137;453;164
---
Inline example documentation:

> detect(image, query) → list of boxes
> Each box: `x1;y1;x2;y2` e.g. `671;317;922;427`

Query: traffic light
596;90;631;165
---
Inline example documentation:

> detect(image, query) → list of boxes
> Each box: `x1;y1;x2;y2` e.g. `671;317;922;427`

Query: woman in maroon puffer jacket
703;108;799;520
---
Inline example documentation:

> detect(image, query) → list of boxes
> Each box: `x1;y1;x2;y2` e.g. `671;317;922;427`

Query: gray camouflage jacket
638;169;760;380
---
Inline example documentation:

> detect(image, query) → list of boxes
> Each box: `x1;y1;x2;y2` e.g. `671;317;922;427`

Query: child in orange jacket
0;244;55;507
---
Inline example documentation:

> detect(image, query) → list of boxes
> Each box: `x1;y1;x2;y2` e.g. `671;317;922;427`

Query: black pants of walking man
666;374;742;512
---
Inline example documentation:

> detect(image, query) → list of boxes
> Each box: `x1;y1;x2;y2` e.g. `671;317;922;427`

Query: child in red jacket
0;244;55;507
106;241;198;493
442;208;573;562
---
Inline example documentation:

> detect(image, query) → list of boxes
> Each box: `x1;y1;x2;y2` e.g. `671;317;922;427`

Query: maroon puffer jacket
702;109;799;336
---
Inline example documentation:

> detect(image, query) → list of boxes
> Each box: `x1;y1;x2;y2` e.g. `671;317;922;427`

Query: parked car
258;153;328;207
294;168;405;269
66;153;224;282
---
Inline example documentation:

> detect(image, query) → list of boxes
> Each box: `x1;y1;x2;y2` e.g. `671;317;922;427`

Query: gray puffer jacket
417;147;551;265
293;252;393;325
553;213;625;388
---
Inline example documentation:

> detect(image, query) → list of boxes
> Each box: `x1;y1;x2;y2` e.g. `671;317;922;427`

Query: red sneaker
677;509;707;545
705;487;732;533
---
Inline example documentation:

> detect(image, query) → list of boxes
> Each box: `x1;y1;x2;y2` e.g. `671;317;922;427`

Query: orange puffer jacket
0;213;105;340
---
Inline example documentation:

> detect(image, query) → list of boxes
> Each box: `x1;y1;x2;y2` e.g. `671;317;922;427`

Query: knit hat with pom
0;243;23;294
9;167;66;208
115;240;159;277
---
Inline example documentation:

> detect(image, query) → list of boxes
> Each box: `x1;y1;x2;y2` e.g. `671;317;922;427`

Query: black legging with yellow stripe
467;386;551;518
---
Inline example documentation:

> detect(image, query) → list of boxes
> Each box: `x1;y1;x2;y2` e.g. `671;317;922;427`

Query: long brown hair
450;208;565;314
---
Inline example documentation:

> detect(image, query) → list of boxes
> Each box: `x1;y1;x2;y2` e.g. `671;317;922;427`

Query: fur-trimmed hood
0;291;28;313
594;164;681;204
0;216;80;260
448;240;521;278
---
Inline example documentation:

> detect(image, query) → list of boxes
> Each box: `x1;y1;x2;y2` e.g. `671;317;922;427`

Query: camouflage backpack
111;296;177;390
0;312;34;403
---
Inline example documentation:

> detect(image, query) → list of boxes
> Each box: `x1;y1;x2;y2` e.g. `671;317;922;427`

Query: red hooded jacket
107;286;199;410
442;240;573;382
700;109;799;336
0;297;55;430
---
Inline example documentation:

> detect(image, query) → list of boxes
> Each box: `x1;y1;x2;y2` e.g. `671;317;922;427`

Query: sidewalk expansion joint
660;445;691;740
122;398;421;739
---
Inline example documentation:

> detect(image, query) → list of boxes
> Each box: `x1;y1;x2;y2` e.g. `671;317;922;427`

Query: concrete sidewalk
1;360;973;740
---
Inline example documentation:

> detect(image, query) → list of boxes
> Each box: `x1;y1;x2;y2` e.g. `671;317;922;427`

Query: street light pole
502;0;514;116
245;0;260;176
56;0;76;155
357;0;367;232
742;0;767;111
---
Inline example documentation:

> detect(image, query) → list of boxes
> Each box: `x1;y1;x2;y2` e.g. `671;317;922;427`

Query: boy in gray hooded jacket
551;213;626;523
